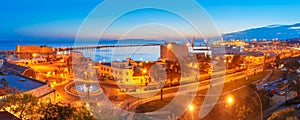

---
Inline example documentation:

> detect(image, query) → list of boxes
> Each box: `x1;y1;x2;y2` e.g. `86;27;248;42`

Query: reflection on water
77;46;160;62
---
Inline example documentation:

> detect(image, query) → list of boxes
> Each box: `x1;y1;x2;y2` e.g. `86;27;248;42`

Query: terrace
1;74;44;92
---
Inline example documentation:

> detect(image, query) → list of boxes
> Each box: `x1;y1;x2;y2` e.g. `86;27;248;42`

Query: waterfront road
107;66;266;119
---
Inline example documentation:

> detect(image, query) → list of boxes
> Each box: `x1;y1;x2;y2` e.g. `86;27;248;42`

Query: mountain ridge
222;23;300;41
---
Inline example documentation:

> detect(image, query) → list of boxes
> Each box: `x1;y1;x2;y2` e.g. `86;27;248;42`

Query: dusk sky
1;0;300;40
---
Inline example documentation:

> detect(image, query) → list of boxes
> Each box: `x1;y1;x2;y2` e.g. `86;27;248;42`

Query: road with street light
106;65;266;119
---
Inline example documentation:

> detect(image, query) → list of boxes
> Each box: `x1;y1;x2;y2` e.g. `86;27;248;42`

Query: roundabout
65;80;103;97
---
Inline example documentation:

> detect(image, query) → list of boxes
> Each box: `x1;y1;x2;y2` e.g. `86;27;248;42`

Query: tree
72;107;96;120
40;102;76;120
39;102;96;120
0;77;9;88
236;105;253;120
268;108;297;120
275;55;282;68
0;93;39;119
205;54;211;62
284;60;300;69
228;84;272;119
232;55;242;68
0;92;96;120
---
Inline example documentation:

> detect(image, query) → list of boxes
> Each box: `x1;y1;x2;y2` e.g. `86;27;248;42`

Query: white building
96;61;146;85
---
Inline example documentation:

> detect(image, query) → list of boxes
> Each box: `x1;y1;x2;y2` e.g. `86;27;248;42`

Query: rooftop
0;74;45;92
100;62;133;69
3;62;29;73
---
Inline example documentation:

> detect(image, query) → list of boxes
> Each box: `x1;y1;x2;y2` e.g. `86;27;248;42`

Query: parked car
292;80;297;84
264;82;272;87
271;89;277;94
277;90;286;96
2;72;9;75
277;83;285;89
266;88;274;92
279;78;286;81
296;68;300;74
295;104;300;109
282;80;289;84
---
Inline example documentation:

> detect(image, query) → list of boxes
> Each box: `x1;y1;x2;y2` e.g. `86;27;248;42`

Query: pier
54;44;161;51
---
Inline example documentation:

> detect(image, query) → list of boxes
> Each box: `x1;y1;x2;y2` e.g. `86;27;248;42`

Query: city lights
0;1;299;119
188;104;194;111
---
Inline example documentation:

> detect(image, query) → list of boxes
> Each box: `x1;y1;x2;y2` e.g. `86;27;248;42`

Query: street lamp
227;96;234;105
188;104;194;120
142;69;147;74
167;43;172;49
160;81;164;100
226;96;234;120
188;104;194;111
142;69;148;86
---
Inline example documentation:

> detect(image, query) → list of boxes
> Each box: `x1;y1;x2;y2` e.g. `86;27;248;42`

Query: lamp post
143;69;147;86
167;43;172;61
254;91;263;120
188;104;194;120
127;102;130;111
160;81;163;100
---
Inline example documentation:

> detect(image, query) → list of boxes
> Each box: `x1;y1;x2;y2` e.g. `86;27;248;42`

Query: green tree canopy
40;102;76;120
0;93;39;119
39;102;96;120
268;108;297;120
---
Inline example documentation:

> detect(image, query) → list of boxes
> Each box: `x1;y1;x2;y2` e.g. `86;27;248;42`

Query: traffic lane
124;68;254;99
54;82;81;103
126;72;244;100
123;68;265;112
97;67;254;97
